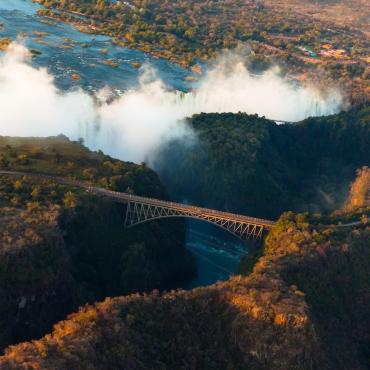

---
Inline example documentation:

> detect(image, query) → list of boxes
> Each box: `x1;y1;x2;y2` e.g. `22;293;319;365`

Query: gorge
0;1;369;369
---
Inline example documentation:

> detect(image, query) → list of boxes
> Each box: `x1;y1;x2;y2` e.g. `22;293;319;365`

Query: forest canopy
155;106;370;218
35;0;370;104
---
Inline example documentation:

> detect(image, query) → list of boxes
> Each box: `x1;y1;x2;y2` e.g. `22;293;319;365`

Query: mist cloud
0;43;344;163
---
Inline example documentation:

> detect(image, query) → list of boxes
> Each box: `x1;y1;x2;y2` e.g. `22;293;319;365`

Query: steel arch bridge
0;170;275;241
124;202;272;241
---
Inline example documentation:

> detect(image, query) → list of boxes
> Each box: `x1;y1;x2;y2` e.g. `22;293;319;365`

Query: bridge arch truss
0;170;275;242
124;201;266;241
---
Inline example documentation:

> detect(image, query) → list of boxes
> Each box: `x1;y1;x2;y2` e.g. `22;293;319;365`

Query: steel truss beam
125;202;265;241
0;171;274;242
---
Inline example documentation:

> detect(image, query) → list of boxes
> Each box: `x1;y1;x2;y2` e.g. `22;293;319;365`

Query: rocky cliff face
0;136;195;352
1;207;368;369
0;135;368;369
0;207;77;352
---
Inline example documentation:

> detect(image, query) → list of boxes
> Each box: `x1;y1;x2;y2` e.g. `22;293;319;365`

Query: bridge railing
0;170;276;228
93;187;274;227
83;186;275;228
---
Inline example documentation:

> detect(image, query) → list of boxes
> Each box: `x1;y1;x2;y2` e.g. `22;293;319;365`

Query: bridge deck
0;170;275;229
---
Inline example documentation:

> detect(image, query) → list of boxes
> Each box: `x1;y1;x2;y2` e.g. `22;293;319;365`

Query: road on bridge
0;170;275;227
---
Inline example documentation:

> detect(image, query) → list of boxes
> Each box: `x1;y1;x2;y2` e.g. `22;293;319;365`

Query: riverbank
0;1;192;92
36;8;198;69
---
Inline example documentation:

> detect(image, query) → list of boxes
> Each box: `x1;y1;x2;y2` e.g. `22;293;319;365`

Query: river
0;0;192;93
0;0;245;287
185;221;247;289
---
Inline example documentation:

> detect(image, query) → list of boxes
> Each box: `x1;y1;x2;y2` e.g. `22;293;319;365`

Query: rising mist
0;43;344;163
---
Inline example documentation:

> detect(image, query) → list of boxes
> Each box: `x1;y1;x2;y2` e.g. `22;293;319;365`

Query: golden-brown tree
346;166;370;210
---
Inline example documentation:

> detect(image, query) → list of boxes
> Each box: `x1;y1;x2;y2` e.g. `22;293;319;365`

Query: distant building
297;46;317;58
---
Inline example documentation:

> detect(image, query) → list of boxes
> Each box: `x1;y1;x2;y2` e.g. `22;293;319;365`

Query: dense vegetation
155;106;370;219
34;0;369;104
0;207;77;353
1;179;368;369
0;136;195;351
0;109;368;367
